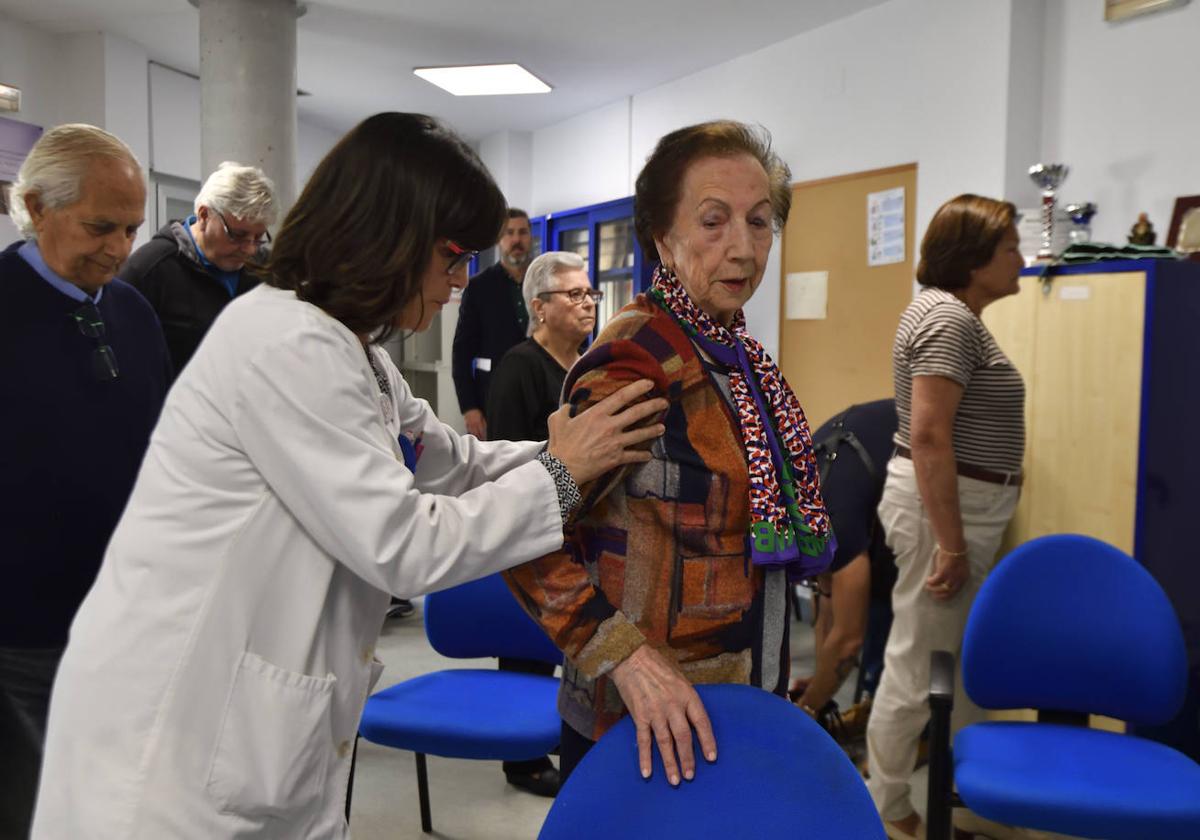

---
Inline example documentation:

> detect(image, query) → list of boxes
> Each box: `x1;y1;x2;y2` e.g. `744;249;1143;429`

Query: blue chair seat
539;684;884;839
956;721;1200;840
359;669;560;761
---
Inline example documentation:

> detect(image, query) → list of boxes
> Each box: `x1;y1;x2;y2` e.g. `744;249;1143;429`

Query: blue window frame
544;196;654;333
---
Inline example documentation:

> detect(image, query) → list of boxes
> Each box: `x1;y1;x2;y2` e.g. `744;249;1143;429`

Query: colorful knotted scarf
649;265;835;580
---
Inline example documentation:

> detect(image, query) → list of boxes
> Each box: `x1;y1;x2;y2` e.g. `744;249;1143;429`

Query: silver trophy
1065;202;1098;244
1029;163;1070;260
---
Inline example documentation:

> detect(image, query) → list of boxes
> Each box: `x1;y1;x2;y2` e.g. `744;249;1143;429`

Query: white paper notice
868;187;905;267
785;271;828;320
1059;284;1092;301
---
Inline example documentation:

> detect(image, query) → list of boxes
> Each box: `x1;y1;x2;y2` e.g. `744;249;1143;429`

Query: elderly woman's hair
195;161;279;226
523;251;585;335
7;123;142;240
634;120;791;262
263;112;506;342
917;194;1019;291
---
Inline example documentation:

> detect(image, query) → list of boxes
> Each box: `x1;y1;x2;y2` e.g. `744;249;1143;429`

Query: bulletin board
778;163;917;428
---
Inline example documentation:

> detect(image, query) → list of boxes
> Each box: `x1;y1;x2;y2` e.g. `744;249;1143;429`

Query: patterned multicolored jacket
504;295;791;741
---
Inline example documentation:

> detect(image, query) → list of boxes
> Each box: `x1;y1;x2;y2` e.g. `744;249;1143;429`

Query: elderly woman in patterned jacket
505;120;835;788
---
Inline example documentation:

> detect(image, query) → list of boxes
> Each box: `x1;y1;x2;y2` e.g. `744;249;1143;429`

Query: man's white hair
7;123;142;241
523;251;585;335
194;161;278;226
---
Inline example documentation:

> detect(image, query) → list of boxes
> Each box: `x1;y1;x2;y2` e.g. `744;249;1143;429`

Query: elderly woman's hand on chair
610;644;717;786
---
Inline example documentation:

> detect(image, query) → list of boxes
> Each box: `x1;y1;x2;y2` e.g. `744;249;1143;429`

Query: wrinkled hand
547;379;668;487
925;547;968;601
609;644;716;786
463;409;487;441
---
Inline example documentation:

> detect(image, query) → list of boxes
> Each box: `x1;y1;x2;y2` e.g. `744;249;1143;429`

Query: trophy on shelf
1065;202;1098;244
1028;163;1070;261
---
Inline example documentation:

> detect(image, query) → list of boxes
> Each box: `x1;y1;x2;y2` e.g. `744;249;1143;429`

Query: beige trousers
865;456;1019;821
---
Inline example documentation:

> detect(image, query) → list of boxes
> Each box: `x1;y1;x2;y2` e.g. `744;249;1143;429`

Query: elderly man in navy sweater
0;123;169;836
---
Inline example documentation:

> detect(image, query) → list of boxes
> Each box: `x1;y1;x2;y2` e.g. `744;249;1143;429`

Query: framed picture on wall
0;181;9;215
1167;195;1200;253
1105;0;1190;22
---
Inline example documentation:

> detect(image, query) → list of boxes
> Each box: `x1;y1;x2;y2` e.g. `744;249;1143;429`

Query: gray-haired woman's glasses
69;302;120;382
216;210;271;247
538;288;604;305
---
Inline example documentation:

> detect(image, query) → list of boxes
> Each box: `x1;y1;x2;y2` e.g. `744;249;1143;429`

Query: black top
812;399;899;603
451;262;528;414
119;221;259;381
0;243;170;646
487;338;568;442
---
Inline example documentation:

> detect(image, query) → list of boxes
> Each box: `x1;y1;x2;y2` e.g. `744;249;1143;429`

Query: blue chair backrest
539;684;885;839
962;534;1186;725
424;572;562;665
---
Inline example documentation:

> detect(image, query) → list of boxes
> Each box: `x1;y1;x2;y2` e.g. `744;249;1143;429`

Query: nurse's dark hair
634;119;791;264
917;194;1018;291
263;113;506;341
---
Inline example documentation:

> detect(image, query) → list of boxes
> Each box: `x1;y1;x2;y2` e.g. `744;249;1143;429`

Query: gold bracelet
937;545;969;557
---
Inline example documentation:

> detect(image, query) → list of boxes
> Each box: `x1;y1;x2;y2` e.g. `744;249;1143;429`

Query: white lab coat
31;285;564;839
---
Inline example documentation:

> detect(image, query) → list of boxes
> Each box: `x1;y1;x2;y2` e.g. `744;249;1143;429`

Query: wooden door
984;271;1145;554
779;164;917;429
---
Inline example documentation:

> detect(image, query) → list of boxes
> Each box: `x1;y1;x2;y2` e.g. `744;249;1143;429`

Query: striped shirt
893;287;1025;473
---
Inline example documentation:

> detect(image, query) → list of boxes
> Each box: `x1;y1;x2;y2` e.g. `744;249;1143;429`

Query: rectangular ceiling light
413;63;551;96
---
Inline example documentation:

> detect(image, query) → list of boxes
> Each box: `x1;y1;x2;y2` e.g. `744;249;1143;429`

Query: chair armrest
926;649;956;840
930;649;956;707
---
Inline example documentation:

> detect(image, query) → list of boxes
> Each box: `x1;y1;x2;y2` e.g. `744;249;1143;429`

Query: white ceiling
0;0;888;141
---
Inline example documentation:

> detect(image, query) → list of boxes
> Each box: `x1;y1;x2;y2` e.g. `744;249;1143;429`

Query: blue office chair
926;534;1200;840
357;573;562;833
539;683;886;839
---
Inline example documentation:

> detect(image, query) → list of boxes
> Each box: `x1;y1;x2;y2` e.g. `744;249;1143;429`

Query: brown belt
893;445;1023;487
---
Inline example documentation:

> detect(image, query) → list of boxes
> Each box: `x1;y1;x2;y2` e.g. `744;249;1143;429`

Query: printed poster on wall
868;186;905;267
0;115;43;215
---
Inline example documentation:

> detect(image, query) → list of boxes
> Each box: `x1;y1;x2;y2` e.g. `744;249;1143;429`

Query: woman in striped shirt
865;194;1026;840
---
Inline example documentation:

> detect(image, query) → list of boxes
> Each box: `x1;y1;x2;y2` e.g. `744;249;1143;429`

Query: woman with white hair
484;251;599;797
487;251;599;443
121;161;279;379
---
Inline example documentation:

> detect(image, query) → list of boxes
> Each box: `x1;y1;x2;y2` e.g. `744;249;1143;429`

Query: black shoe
386;599;415;619
505;766;561;798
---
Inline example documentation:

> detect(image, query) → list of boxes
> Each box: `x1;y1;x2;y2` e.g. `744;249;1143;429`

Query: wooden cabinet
984;258;1200;753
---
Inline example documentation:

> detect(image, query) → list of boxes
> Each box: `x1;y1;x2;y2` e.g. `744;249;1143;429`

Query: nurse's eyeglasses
69;302;120;382
445;239;478;275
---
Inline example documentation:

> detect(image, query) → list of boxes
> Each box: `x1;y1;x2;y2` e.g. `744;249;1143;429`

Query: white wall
297;118;342;188
525;0;1019;357
531;97;633;216
0;17;339;248
479;129;534;212
1041;0;1200;245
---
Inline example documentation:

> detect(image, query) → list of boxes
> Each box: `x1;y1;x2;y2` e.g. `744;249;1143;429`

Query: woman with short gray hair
489;250;599;443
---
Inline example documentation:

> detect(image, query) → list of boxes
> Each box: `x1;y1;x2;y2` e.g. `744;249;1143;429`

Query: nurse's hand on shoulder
547;379;667;486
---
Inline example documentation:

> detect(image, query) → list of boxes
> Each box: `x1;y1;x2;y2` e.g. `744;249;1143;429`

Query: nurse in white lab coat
31;113;666;839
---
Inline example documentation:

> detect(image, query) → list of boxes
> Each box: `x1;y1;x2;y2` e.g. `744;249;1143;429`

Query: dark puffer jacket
119;221;260;381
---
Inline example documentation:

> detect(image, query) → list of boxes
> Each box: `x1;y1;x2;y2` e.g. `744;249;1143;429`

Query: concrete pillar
195;0;303;214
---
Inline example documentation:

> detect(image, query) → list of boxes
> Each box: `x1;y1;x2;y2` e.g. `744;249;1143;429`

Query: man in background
0;124;170;837
452;208;534;439
121;161;276;381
